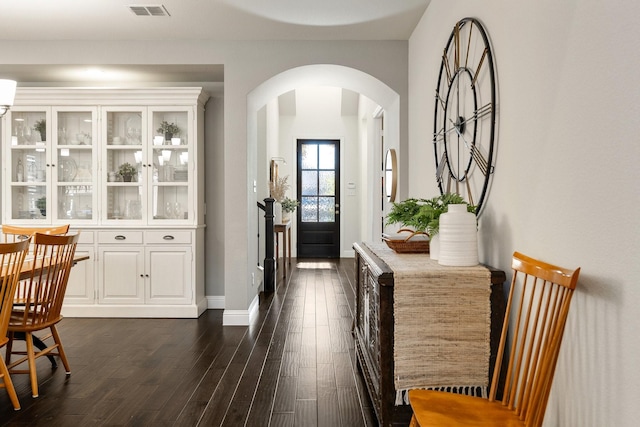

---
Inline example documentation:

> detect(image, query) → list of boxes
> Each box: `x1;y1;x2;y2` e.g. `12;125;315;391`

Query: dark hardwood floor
0;258;377;426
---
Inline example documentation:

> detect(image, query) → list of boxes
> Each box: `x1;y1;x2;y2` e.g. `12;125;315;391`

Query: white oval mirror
385;148;397;202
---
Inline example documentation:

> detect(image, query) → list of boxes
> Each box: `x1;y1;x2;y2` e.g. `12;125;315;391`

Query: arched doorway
247;64;401;281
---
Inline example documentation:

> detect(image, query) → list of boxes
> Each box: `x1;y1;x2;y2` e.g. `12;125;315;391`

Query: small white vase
274;202;283;224
438;204;478;267
429;234;440;260
282;210;291;223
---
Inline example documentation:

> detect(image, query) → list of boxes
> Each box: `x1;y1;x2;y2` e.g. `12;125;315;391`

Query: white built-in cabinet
1;88;208;318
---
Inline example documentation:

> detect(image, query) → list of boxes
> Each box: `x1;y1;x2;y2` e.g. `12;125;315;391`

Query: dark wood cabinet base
353;242;505;427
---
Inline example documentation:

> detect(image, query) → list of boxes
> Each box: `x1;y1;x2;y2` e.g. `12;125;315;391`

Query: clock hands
448;117;492;177
433;102;492;141
449;103;492;133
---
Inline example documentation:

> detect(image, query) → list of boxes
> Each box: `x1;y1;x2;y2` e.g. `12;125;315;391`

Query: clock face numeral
474;102;492;122
448;171;457;195
443;49;453;84
433;18;496;216
471;144;490;176
435;151;447;183
454;21;461;70
472;48;488;88
464;22;473;69
435;91;446;111
465;179;475;206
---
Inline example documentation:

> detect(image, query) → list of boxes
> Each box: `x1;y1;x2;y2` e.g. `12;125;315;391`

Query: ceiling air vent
128;5;170;17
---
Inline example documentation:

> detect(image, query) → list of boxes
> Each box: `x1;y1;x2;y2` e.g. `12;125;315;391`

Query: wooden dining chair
2;224;70;247
5;232;79;398
408;251;580;427
0;239;31;410
2;224;70;368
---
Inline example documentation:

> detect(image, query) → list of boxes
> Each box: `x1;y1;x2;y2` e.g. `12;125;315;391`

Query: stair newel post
264;197;276;292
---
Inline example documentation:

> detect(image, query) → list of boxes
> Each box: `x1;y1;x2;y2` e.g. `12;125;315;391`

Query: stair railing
257;198;275;292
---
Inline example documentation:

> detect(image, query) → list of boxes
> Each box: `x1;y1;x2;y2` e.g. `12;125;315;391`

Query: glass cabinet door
149;108;192;222
53;107;97;223
7;108;50;222
102;108;147;222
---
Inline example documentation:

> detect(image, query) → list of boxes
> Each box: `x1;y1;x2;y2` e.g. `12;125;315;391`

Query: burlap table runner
364;243;492;405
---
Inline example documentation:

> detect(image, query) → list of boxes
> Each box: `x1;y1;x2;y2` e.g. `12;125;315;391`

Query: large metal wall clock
434;17;496;216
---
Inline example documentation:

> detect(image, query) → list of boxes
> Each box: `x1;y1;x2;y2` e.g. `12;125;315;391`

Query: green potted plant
156;121;180;141
281;197;300;222
33;119;46;141
386;193;474;237
36;196;47;216
281;197;300;213
118;162;137;182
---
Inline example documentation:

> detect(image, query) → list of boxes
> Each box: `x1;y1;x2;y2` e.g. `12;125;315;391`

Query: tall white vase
274;202;283;224
438;204;478;266
429;234;440;260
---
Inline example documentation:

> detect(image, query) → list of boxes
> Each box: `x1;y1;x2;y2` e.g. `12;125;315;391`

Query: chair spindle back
489;251;580;427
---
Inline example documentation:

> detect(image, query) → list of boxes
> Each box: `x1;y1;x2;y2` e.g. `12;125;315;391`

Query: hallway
0;259;377;426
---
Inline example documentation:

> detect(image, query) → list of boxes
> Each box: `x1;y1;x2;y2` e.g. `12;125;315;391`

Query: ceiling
0;0;430;85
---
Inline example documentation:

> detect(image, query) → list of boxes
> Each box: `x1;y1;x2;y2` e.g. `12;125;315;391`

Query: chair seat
8;312;61;331
408;389;524;427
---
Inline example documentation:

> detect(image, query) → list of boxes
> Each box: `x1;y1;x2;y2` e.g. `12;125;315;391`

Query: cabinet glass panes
56;111;95;221
151;110;189;221
9;110;48;220
105;110;144;221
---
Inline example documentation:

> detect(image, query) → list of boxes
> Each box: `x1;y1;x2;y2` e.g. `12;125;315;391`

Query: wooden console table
274;221;291;277
353;242;506;426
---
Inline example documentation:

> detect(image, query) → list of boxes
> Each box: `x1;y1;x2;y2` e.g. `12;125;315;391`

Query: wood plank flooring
0;258;377;426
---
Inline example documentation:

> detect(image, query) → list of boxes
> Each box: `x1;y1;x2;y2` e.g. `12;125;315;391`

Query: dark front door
297;139;340;258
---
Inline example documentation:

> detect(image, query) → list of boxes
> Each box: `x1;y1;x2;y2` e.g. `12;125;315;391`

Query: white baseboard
207;295;225;309
61;303;205;318
222;293;259;326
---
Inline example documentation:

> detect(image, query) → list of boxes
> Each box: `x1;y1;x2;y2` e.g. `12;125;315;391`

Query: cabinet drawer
145;230;192;244
71;229;94;244
98;231;143;244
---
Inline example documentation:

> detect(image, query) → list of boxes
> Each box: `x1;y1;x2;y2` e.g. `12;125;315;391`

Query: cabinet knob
163;235;175;240
114;235;126;240
140;274;144;278
145;274;149;278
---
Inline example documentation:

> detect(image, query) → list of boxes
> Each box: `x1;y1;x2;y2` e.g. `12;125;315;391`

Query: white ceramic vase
429;233;440;260
438;204;479;267
274;202;283;224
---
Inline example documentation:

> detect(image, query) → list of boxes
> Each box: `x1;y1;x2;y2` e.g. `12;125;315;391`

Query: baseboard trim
222;294;259;326
207;295;225;309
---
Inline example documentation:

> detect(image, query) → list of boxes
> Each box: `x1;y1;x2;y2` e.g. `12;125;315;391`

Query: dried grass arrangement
270;175;289;202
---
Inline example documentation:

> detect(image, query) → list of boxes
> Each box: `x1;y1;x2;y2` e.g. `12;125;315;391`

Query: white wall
409;1;640;425
358;96;380;243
